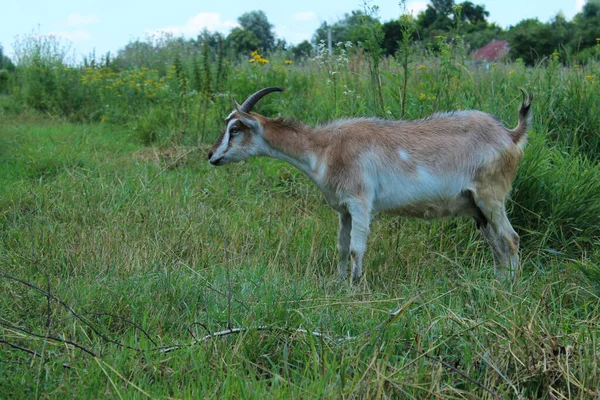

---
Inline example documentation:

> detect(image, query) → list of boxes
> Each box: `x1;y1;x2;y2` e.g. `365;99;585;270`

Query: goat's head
208;87;283;166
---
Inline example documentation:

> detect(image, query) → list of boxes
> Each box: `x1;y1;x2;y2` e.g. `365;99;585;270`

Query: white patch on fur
211;118;235;161
358;151;467;214
307;153;327;184
398;149;410;161
225;110;237;120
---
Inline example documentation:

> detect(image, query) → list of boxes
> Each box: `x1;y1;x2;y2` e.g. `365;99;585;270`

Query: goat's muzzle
208;150;224;166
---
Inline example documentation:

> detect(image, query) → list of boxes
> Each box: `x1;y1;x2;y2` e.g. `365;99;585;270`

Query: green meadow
1;24;600;399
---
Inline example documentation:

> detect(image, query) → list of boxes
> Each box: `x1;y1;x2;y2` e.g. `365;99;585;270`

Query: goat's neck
261;119;324;181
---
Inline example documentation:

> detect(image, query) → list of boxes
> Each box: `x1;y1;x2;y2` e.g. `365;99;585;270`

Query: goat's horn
239;87;283;113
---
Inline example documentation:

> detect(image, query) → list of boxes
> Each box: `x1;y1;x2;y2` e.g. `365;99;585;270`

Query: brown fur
255;112;520;195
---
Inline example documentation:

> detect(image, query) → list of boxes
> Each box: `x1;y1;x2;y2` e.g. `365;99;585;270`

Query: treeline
309;0;599;64
0;0;598;72
111;0;600;69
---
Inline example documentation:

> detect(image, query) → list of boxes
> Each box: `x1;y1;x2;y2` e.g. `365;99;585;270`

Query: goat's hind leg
476;198;520;280
466;189;519;280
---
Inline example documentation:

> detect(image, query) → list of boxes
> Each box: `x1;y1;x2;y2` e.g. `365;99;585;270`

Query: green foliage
9;34;92;119
290;40;314;60
0;44;15;71
507;15;574;66
414;0;498;53
114;35;197;73
393;6;418;118
237;10;276;52
358;2;386;114
458;1;489;24
226;28;262;56
512;132;600;252
0;69;10;94
312;10;377;46
432;0;455;15
571;0;600;50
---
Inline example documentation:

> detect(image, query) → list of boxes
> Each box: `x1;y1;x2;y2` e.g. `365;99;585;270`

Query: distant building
472;40;510;62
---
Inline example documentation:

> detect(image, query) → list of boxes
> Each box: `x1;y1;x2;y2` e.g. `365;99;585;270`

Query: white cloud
292;12;317;22
575;0;585;12
406;1;429;16
66;13;97;26
151;12;239;37
49;30;91;42
275;25;312;45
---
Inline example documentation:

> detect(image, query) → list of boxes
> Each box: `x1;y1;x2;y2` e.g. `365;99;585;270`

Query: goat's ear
233;100;259;128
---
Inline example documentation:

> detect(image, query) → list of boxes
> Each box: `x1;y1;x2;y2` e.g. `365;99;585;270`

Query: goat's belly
371;171;472;219
380;198;469;219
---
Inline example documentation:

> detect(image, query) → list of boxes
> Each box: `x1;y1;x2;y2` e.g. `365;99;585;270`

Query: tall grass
2;32;598;252
1;30;599;398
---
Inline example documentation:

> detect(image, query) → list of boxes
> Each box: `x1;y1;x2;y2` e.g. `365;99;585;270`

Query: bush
512;132;600;253
0;69;9;93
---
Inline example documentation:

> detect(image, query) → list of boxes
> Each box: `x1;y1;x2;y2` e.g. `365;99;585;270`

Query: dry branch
0;321;98;358
0;339;42;358
0;270;144;352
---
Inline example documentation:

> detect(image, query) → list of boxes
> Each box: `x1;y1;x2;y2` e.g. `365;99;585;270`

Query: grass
1;28;599;397
1;111;599;399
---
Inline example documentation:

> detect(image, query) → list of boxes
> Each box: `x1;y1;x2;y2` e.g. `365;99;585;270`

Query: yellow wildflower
587;75;594;82
418;65;426;70
284;60;293;65
249;50;269;64
419;93;427;100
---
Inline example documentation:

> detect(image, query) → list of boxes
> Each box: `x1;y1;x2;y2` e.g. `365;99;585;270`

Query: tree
457;2;497;51
381;15;417;56
381;20;403;55
0;44;15;71
570;0;600;50
432;0;455;15
195;30;224;54
290;40;313;59
237;10;275;52
416;3;453;41
312;11;378;46
225;28;261;56
463;23;502;50
460;1;489;24
507;16;574;65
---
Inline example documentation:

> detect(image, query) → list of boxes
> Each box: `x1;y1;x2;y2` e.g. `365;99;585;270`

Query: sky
0;0;586;62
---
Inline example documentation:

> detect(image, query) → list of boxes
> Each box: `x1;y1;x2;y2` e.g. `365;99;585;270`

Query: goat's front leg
346;199;371;282
337;212;352;280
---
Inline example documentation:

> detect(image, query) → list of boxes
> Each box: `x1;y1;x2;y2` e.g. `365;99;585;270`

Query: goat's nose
208;150;213;160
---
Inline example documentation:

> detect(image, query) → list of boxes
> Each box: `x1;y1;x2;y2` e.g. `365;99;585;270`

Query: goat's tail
510;88;533;147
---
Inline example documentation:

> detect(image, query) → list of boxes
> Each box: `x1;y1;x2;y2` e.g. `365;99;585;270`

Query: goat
208;87;532;281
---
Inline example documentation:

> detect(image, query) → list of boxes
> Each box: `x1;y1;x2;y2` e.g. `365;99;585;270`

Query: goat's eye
230;126;239;135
